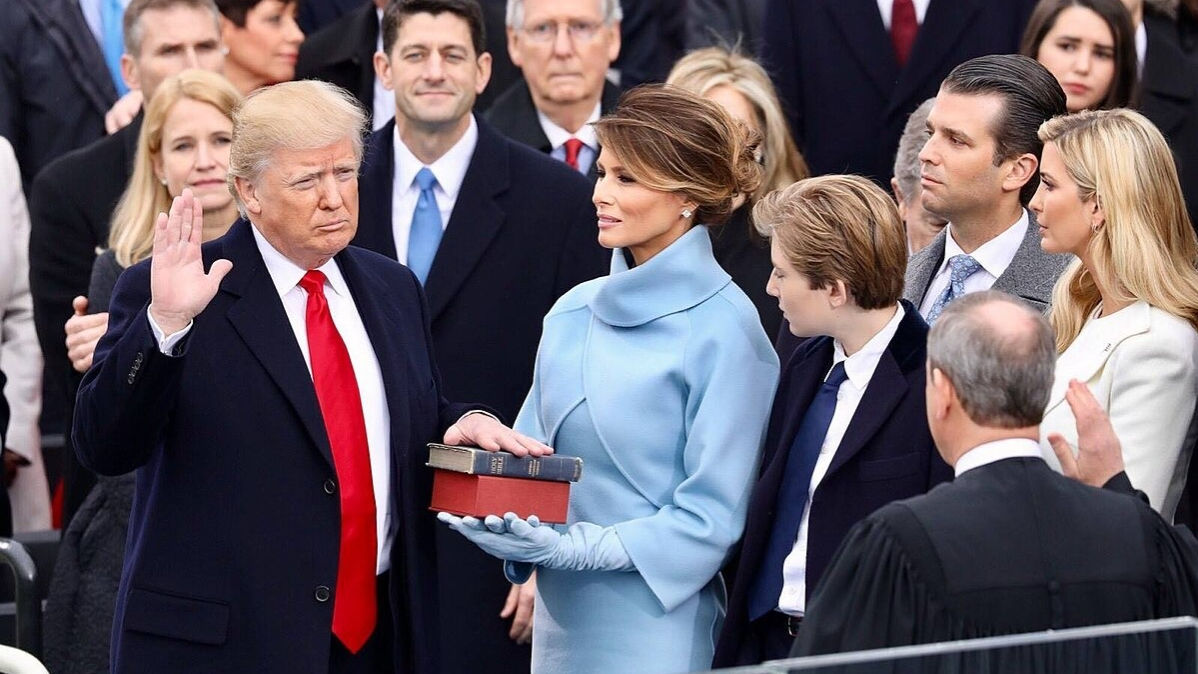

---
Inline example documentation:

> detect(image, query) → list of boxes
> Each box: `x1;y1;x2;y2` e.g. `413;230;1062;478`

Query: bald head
928;291;1056;429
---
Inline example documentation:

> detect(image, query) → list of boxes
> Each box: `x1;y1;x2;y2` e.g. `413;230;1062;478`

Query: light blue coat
512;226;779;673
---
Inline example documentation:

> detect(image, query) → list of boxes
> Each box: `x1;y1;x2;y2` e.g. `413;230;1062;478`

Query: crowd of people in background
3;0;1198;672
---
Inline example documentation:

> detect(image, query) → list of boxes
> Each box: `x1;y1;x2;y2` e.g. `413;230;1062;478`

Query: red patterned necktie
563;137;584;172
891;0;918;68
299;270;377;653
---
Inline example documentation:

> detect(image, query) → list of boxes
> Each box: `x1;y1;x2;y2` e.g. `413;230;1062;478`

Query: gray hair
893;98;935;205
505;0;622;27
123;0;221;56
227;80;367;217
927;291;1056;428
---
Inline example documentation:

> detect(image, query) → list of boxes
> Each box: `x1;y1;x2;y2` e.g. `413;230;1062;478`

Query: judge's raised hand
444;412;553;457
1048;379;1125;488
148;189;233;335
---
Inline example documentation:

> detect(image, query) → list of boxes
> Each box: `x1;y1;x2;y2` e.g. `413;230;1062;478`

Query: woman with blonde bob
1033;108;1198;520
44;69;242;673
667;47;809;338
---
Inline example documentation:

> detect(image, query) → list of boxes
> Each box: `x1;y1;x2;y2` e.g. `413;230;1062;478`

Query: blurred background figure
43;69;242;674
0;137;50;535
686;0;768;53
1033;108;1198;521
890;98;947;254
216;0;304;94
296;0;393;130
667;45;809;338
1021;0;1139;112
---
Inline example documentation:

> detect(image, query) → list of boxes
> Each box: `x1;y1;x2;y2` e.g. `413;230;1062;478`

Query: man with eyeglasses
486;0;621;179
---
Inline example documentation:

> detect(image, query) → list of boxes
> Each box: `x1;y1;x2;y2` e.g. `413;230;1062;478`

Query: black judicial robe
793;457;1198;667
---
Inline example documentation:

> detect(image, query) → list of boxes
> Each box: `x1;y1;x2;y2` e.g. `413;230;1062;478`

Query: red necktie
563;137;584;172
299;270;377;653
891;0;918;68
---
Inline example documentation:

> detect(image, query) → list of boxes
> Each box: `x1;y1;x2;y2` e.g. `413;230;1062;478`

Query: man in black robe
793;290;1198;657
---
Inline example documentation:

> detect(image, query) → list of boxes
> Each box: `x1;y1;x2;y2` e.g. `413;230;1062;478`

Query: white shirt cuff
146;308;193;357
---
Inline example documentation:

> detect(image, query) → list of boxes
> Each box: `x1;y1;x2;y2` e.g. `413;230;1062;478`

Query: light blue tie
101;0;130;96
407;168;443;285
926;254;982;323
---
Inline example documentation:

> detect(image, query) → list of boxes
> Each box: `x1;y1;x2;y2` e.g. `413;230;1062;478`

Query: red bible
429;471;571;523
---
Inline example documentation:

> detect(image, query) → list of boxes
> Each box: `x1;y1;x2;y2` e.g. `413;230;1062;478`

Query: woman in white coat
0;136;51;532
442;85;780;673
1034;108;1198;520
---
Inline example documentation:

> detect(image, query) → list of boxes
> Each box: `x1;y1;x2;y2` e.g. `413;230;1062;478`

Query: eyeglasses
520;20;604;44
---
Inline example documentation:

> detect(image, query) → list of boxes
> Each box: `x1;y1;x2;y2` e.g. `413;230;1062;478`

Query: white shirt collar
831;303;905;389
536;102;601;151
875;0;931;29
938;209;1029;280
954;437;1043;477
1136;21;1148;77
250;223;351;300
392;114;479;200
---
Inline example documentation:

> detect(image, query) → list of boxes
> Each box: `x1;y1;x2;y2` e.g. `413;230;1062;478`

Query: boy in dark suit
714;175;952;667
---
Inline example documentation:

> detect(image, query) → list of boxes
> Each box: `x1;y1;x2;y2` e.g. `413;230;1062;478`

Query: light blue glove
437;511;634;572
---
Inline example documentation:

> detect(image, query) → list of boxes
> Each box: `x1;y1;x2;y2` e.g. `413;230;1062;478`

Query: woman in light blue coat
441;85;780;673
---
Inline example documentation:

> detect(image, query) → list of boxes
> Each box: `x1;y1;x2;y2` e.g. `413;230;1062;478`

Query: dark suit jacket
795;457;1198;655
296;0;363;35
29;114;141;521
759;0;1035;183
0;0;116;189
714;301;952;667
902;210;1071;314
1141;6;1198;228
296;1;378;124
74;220;462;673
354;117;606;673
485;79;621;181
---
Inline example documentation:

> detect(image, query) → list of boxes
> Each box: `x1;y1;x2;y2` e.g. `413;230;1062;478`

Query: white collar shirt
777;303;906;616
876;0;931;29
252;226;395;574
919;209;1029;318
955;438;1043;477
390;114;478;264
538;102;601;175
1136;21;1148;78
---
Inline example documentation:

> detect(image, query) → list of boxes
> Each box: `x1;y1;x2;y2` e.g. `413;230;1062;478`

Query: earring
1091;222;1103;233
159;178;167;186
681;208;693;219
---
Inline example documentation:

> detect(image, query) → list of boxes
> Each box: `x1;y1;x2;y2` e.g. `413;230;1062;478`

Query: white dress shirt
1135;21;1148;78
776;303;906;616
148;227;395;573
954;437;1043;477
538;102;601;175
390;115;478;263
875;0;931;29
919;210;1030;318
372;8;395;131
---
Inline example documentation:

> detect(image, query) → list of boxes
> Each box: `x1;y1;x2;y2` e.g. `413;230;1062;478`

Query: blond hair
1043;108;1198;351
667;47;808;200
753;175;907;310
227;80;367;216
593;84;762;227
109;69;242;267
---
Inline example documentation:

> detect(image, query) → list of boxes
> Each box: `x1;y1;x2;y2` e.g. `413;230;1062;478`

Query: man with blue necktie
902;55;1072;319
354;1;605;671
714;175;952;667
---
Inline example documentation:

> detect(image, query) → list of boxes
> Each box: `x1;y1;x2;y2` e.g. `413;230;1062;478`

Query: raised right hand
148;189;232;334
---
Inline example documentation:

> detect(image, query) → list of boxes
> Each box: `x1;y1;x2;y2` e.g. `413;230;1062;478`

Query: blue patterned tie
407;168;443;285
925;254;982;323
101;0;130;96
747;361;849;620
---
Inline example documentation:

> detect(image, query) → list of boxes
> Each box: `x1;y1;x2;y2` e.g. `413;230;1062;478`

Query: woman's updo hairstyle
593;84;762;226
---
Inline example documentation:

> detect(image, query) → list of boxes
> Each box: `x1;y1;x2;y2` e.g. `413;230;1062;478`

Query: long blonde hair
1043;108;1198;351
109;69;242;267
667;47;808;201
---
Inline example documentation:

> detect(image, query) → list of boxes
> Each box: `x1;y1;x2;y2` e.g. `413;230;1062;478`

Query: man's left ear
1004;153;1038;195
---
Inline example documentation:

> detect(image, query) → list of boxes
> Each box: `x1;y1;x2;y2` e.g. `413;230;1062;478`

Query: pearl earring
681;208;693;219
159;178;167;186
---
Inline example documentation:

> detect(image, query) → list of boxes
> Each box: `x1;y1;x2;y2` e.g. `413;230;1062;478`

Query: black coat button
323;479;336;494
315;586;331;602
